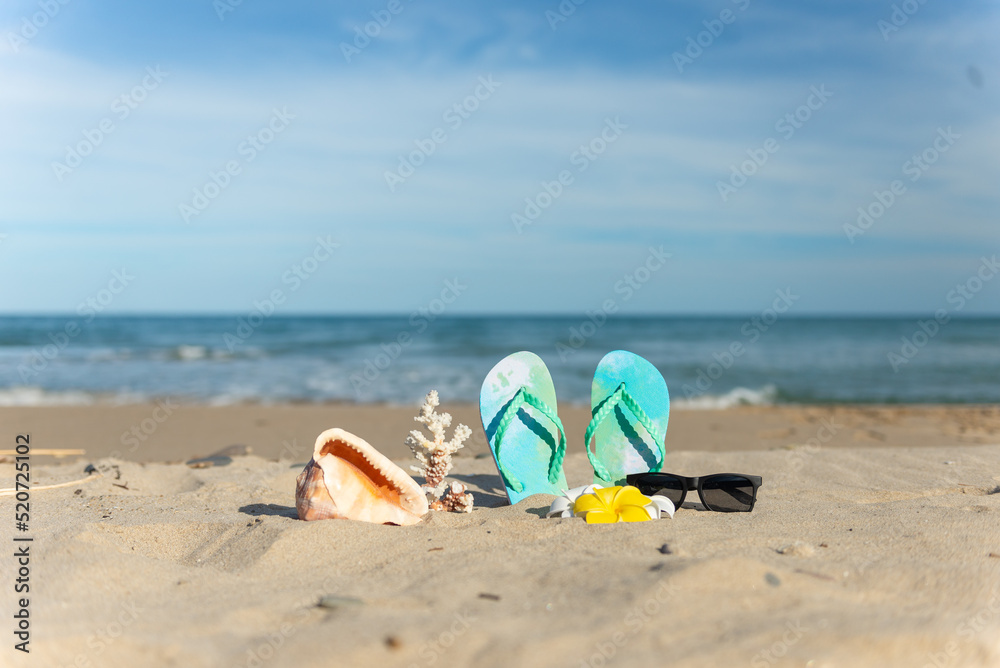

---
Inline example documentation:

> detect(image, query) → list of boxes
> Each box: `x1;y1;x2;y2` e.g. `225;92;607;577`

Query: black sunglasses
626;472;763;512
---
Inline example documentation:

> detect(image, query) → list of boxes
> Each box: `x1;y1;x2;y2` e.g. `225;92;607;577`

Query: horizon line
2;312;999;320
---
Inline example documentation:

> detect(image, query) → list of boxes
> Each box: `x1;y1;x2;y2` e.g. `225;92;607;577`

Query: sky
0;0;997;315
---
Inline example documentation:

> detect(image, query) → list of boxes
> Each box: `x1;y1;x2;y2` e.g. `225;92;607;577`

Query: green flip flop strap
585;382;664;481
492;387;567;493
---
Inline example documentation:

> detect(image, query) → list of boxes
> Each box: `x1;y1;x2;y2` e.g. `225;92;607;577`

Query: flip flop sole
590;350;669;485
480;351;568;504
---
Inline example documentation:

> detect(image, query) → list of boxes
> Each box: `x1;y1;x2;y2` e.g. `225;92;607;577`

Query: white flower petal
546;497;574;518
647;495;675;519
546;484;604;518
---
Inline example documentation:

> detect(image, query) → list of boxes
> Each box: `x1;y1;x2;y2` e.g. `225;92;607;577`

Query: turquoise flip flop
480;351;568;504
586;350;669;486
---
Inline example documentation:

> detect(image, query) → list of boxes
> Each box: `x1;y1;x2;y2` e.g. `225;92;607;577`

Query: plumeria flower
546;484;674;523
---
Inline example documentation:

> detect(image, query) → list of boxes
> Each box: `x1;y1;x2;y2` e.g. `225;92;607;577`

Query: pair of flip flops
480;350;669;504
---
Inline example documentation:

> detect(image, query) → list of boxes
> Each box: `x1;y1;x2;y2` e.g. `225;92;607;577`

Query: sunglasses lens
634;475;685;506
701;475;756;512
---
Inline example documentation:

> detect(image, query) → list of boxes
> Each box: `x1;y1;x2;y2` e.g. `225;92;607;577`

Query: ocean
1;315;999;407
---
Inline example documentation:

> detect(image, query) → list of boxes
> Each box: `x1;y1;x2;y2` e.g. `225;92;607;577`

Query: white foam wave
207;391;258;406
673;385;777;410
176;345;208;361
0;387;149;407
0;387;98;407
85;348;133;362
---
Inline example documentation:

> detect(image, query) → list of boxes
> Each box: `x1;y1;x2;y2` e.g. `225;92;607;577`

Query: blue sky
1;0;997;314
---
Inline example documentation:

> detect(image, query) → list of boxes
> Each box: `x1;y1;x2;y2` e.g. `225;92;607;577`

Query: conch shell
295;428;428;525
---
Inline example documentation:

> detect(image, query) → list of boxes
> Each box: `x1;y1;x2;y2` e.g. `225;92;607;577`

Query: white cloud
0;17;997;313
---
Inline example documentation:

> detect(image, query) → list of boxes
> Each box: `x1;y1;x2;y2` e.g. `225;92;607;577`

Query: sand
3;404;1000;667
8;402;1000;462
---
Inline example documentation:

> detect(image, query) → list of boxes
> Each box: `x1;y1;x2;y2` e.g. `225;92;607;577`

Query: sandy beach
5;0;998;664
3;404;1000;668
7;402;1000;462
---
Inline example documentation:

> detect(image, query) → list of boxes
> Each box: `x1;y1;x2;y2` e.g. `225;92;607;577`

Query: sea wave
0;384;782;409
672;385;778;410
175;345;208;361
2;315;1000;405
0;387;119;407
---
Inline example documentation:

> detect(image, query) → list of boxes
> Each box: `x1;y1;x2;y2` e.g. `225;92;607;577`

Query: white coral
405;390;473;511
437;481;474;513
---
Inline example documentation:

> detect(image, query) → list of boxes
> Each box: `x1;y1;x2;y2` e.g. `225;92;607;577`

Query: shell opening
319;437;404;499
